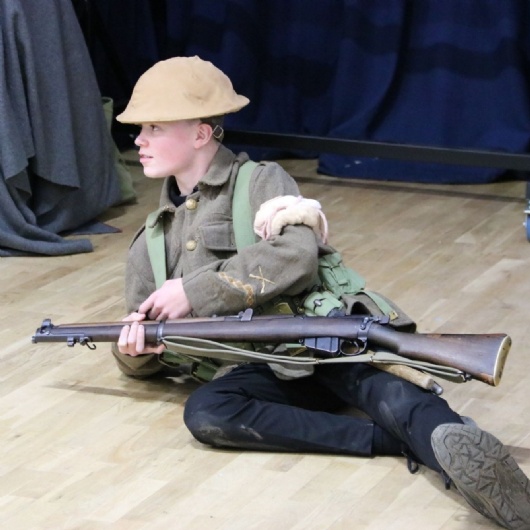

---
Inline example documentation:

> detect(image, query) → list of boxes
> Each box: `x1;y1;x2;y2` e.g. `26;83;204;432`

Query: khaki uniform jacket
112;145;326;377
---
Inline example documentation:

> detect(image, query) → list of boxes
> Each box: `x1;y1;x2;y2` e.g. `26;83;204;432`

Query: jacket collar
157;144;249;212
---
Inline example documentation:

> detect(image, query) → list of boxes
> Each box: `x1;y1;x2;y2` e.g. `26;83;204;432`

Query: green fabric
303;290;344;317
318;252;366;295
317;252;397;320
232;160;259;248
145;210;167;290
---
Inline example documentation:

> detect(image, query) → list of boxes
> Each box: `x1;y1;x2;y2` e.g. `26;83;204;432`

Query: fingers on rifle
117;324;131;352
122;312;146;322
135;323;146;354
117;321;146;356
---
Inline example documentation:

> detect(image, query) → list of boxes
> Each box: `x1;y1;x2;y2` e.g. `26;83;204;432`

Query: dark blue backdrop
79;0;530;183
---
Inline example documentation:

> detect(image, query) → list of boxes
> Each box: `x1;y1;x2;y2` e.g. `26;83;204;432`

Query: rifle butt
368;325;512;386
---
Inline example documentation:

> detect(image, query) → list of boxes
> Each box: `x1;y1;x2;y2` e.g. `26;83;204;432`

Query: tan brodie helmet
116;56;250;140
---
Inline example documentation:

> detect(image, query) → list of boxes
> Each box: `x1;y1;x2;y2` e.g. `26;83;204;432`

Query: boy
113;56;530;529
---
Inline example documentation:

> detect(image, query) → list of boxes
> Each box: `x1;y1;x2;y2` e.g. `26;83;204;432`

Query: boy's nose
135;134;146;147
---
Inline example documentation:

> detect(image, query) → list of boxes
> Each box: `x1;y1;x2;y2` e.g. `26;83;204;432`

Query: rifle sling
162;336;467;383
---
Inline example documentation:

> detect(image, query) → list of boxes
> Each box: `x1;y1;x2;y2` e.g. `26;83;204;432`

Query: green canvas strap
233;160;259;249
145;210;167;289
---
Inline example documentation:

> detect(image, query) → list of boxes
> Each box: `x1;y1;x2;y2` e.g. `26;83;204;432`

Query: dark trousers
183;362;463;471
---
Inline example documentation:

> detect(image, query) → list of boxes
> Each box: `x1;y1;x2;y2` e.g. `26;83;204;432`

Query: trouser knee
183;386;239;448
184;390;216;444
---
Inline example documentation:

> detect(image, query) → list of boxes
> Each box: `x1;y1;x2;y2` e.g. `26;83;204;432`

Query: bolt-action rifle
32;309;511;388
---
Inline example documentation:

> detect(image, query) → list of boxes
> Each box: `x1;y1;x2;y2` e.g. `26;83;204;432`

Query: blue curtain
85;0;530;183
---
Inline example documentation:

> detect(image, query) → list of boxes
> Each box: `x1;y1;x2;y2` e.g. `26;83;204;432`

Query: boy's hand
138;278;192;320
117;312;166;356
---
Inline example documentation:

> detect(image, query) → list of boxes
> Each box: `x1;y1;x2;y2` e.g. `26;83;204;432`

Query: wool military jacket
112;145;324;377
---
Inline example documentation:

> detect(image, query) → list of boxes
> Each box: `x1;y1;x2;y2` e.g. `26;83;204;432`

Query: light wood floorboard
1;155;529;529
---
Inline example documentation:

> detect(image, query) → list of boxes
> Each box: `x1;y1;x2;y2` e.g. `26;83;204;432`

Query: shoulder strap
233;160;259;250
145;210;167;289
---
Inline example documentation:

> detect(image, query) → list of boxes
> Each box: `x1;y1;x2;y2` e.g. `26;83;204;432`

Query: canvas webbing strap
232;160;259;248
145;210;167;289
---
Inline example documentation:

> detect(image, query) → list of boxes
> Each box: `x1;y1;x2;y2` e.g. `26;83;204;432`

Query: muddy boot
431;423;530;529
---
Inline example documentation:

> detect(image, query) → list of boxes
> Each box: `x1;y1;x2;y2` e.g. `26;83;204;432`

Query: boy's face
134;120;200;179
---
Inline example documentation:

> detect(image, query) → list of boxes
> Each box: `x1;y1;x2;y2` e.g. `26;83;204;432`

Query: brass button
185;198;197;210
186;240;197;251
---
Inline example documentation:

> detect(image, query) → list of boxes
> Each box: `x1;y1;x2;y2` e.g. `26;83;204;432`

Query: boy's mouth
139;153;153;163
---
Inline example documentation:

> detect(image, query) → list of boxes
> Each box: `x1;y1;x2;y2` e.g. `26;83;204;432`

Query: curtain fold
0;0;121;256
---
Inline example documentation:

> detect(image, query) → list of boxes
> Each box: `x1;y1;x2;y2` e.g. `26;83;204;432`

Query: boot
431;423;530;529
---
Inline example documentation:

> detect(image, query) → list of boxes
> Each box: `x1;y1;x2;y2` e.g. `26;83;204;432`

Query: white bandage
253;195;329;243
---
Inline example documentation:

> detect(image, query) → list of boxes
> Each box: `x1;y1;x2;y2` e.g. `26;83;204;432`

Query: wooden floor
2;154;530;529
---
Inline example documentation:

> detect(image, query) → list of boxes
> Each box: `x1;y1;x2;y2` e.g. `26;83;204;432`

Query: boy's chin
143;170;168;179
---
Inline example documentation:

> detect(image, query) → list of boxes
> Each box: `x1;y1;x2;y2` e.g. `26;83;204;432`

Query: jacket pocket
200;221;237;252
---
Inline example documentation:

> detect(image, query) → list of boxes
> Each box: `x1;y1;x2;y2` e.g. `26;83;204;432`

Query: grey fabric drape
0;0;122;256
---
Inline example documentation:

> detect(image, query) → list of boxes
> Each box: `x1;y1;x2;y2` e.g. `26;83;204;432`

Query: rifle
32;310;511;387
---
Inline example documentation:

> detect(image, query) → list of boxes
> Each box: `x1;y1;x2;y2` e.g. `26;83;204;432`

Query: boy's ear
195;122;213;146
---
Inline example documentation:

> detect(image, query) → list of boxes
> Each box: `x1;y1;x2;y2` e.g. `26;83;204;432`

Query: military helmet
116;56;249;123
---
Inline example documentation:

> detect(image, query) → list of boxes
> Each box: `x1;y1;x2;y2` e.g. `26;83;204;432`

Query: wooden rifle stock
32;312;511;386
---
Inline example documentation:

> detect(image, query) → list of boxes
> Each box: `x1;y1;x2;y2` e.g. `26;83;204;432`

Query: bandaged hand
253;195;329;243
